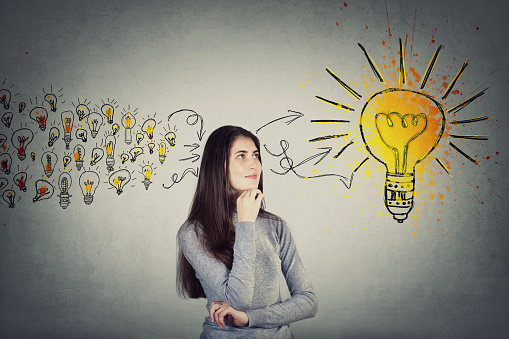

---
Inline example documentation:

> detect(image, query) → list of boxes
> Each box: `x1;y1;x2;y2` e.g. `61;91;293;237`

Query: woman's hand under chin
236;188;265;223
209;301;249;329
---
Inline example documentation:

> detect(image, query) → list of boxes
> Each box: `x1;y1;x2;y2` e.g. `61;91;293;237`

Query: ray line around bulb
434;158;452;177
446;88;487;114
311;119;350;123
325;68;362;100
442;59;468;100
448;140;480;164
315;96;355;111
333;140;354;159
309;134;348;143
399;38;406;86
357;43;385;83
451;115;492;124
354;157;369;172
420;45;442;89
450;134;488;140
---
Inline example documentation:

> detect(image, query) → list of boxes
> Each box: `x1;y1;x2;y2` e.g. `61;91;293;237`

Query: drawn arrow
168;109;206;141
179;154;200;163
162;167;199;189
256;110;304;134
184;143;200;152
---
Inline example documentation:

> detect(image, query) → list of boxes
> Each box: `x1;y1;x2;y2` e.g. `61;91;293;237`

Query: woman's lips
245;174;258;179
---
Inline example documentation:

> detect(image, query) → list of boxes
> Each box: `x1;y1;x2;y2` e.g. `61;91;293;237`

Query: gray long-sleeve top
177;212;318;338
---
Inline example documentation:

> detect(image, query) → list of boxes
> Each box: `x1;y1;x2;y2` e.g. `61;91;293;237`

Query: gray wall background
1;0;508;338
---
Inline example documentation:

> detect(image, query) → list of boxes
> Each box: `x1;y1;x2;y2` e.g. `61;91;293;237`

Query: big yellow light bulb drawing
360;89;445;222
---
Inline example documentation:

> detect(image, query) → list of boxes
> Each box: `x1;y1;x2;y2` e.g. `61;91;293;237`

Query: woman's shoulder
177;220;202;242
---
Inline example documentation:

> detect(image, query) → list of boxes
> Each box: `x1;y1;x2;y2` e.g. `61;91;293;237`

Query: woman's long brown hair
177;125;267;299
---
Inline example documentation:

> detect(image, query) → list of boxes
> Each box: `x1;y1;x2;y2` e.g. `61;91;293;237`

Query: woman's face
228;136;262;198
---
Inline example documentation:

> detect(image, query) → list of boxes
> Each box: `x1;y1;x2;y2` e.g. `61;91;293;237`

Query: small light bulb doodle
121;111;136;145
164;131;176;147
0;153;12;175
61;110;74;150
2;189;16;208
33;179;54;203
11;128;34;161
73;144;85;171
90;147;104;166
136;132;144;145
129;147;143;162
58;172;72;209
101;103;115;124
120;152;130;164
0;178;8;190
79;170;99;205
141;164;153;190
48;127;60;147
109;168;131;195
142;118;156;140
44;93;58;112
13;172;27;192
148;142;155;154
76;103;90;121
0;134;6;148
105;135;116;171
112;123;120;136
0;89;11;109
29;107;48;131
158;141;167;164
41;151;58;178
63;155;71;168
18;102;26;113
31;152;36;162
76;128;88;143
2;112;13;128
87;112;104;139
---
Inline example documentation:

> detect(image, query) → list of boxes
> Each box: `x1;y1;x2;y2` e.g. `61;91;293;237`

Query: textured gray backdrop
1;0;508;338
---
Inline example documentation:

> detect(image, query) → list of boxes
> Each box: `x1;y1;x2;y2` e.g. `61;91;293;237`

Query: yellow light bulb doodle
63;155;71;168
44;93;57;112
75;103;90;121
112;123;120;136
121;111;136;145
87;112;104;138
129;147;143;162
142;118;156;140
90;147;104;166
73;144;85;171
61;110;74;150
360;89;445;223
105;135;116;171
148;142;155;154
141;164;153;190
158;141;167;164
136;132;144;145
76;128;88;143
48;127;60;147
29;107;48;131
108;168;131;195
79;171;100;205
120;152;130;164
101;103;115;124
164;131;176;147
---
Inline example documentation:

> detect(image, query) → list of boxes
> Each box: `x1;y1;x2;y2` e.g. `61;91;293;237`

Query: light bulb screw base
384;173;415;223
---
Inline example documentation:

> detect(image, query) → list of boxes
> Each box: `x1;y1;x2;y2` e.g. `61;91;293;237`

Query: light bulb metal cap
83;195;93;205
384;173;415;223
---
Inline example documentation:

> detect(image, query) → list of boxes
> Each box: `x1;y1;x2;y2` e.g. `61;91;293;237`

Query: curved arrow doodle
167;109;205;141
256;110;304;134
162;167;199;189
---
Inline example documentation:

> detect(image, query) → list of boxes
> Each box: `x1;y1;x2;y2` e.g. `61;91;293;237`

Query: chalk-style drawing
164;130;176;147
180;143;200;163
136;132;144;145
158;141;166;164
79;170;100;205
147;142;155;154
29;107;48;131
18;102;26;113
57;172;72;209
112;123;120;136
2;189;16;208
43;86;63;112
162;167;199;190
108;168;131;195
105;135;116;171
2;112;13;128
61;110;74;150
13;171;27;192
0;178;7;191
121;109;137;145
0;153;12;175
90;147;104;166
75;101;90;121
167;109;205;141
76;128;88;143
129;146;143;162
0;134;6;148
87;112;104;138
63;155;71;168
255;110;304;134
11;128;34;161
0;89;11;109
48;126;60;147
141;163;154;190
41;151;58;178
101;100;117;124
142;118;157;140
33;179;54;202
31;152;36;162
120;152;130;164
73;144;85;171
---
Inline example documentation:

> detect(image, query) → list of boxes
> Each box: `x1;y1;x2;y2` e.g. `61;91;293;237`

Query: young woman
177;125;317;338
